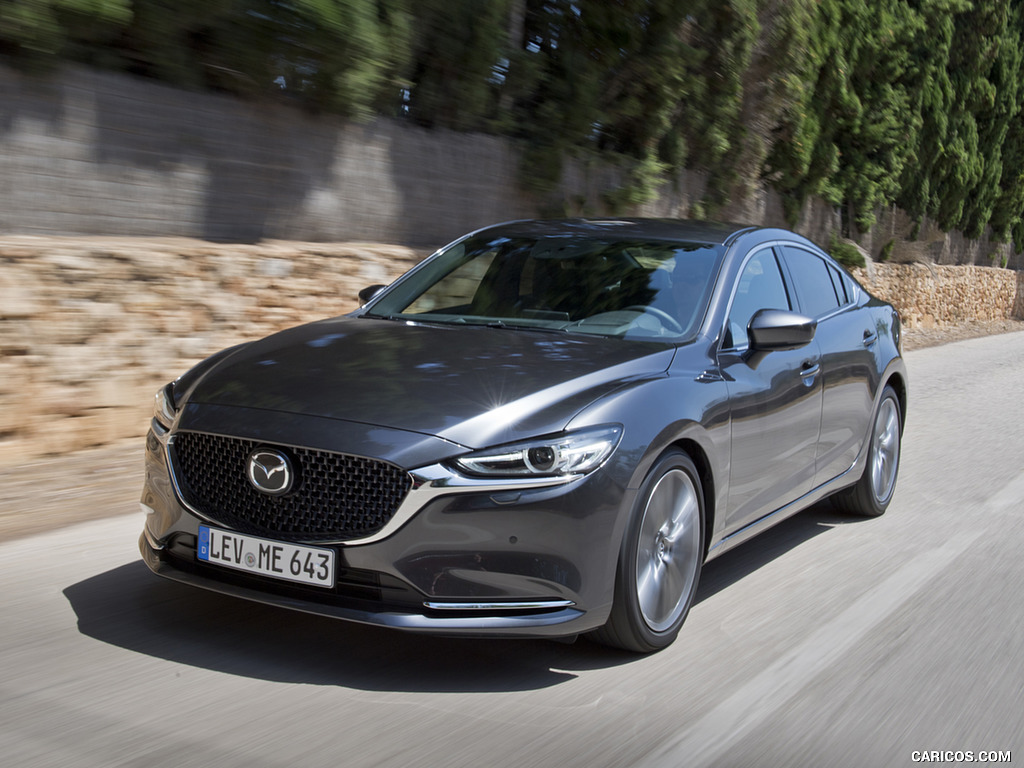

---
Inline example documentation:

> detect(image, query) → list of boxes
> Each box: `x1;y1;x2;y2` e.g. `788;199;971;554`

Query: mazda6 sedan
139;219;906;652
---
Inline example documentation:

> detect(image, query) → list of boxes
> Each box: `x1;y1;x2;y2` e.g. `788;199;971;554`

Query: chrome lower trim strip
143;524;165;551
140;541;586;634
423;599;576;611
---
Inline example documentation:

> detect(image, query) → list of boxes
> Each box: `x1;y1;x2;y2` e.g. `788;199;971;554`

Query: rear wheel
592;451;704;653
833;385;902;517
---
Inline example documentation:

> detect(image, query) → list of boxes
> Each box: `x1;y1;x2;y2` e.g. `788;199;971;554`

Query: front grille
171;432;412;542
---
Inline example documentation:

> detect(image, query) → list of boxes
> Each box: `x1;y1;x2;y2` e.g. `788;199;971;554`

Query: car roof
469;218;760;246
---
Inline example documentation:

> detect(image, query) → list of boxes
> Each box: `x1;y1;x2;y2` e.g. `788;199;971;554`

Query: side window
841;268;860;303
725;249;791;348
782;246;840;317
826;262;849;305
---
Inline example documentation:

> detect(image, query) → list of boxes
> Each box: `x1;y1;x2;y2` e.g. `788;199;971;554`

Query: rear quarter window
826;262;849;305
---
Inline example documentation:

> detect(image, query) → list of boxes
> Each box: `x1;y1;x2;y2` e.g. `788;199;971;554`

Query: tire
591;450;704;653
832;384;902;517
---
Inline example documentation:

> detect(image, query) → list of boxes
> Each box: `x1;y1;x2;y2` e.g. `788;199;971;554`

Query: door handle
863;329;878;347
799;360;820;385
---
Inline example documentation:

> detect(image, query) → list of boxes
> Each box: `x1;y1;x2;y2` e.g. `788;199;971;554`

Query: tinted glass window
783;246;840;317
725;249;791;348
826;262;848;304
840;268;859;303
405;250;497;314
366;235;725;341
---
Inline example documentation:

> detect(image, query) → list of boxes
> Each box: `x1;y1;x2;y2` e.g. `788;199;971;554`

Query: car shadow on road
63;501;864;693
696;500;859;604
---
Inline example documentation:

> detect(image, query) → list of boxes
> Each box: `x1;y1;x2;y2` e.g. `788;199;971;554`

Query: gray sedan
140;219;906;652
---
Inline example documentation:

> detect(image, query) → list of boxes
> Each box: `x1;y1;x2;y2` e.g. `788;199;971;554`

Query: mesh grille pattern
172;432;412;542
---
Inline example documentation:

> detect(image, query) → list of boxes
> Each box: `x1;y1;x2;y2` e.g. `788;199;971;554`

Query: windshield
365;234;724;341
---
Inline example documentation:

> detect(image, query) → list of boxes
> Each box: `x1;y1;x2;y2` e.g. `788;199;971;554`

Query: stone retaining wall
0;237;423;464
1;238;1020;464
851;262;1024;328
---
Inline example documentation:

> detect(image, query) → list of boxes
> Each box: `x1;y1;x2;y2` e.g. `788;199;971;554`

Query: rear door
778;245;877;486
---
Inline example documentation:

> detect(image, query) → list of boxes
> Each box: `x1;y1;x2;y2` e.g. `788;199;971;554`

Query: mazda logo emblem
247;448;293;495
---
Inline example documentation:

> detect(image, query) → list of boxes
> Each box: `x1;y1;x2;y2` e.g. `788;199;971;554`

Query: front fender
567;370;732;561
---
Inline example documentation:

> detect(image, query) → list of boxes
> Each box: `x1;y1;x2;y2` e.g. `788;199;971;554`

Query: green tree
0;0;131;63
895;0;964;227
947;1;1021;238
506;1;758;207
401;0;510;131
7;0;1024;251
765;0;927;234
120;1;411;118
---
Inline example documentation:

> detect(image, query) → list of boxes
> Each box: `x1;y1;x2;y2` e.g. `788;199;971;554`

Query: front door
719;247;823;534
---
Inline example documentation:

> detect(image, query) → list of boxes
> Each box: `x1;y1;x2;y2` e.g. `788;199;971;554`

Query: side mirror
749;309;816;351
358;284;387;304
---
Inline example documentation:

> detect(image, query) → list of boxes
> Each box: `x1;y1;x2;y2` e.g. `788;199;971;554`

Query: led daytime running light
454;426;622;478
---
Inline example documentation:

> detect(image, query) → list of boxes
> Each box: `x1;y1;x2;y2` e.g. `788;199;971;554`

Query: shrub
829;234;866;269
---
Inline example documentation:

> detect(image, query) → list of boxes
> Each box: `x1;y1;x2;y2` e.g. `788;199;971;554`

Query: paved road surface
2;333;1023;767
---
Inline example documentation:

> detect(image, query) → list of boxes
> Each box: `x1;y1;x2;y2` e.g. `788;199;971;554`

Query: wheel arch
883;370;908;429
668;437;716;559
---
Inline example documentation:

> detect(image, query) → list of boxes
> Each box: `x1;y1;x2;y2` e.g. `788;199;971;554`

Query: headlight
452;426;622;478
153;383;177;431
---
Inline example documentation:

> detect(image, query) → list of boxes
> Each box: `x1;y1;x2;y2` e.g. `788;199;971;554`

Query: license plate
197;525;335;589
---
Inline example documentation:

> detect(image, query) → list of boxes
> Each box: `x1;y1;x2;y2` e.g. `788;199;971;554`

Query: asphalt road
2;333;1023;768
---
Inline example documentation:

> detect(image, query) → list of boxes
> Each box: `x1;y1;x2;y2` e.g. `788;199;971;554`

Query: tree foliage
0;0;130;64
4;0;1024;251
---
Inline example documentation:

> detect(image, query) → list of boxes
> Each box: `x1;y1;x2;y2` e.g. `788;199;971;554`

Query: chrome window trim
717;241;792;353
778;243;853;321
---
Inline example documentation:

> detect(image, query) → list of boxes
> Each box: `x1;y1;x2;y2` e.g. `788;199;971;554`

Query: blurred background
7;0;1024;248
1;0;1023;466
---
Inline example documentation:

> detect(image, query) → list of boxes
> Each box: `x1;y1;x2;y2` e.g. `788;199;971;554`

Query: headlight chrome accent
452;425;622;479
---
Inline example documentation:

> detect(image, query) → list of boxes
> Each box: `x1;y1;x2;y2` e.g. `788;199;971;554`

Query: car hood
184;316;674;449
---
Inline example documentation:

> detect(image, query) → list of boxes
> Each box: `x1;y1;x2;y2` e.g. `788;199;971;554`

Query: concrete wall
0;63;861;251
4;62;1021;270
0;65;541;246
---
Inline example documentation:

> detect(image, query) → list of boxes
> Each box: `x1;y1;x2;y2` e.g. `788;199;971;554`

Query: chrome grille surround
169;431;413;542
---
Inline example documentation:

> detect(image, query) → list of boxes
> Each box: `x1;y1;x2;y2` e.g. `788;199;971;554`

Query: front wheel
832;384;902;517
591;451;704;653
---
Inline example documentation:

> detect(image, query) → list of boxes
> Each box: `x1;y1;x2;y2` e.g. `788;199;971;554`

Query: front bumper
140;529;585;635
139;418;626;638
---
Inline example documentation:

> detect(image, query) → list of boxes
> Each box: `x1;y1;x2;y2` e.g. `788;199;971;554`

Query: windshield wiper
368;314;566;333
480;320;568;334
365;313;452;326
